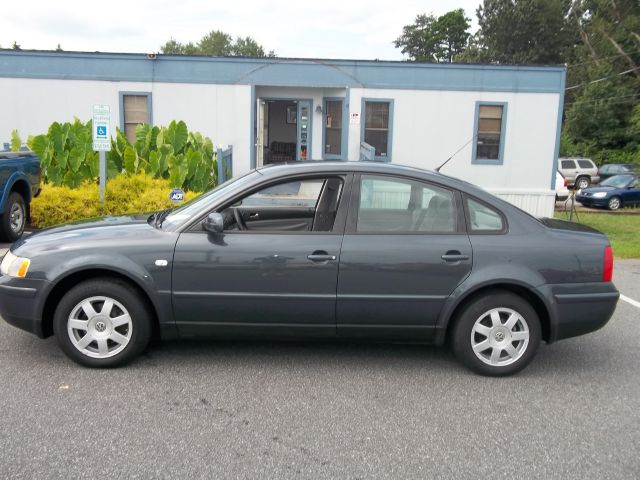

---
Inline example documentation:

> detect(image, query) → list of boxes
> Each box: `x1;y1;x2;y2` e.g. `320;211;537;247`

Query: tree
11;41;21;50
394;9;471;63
460;0;576;65
160;30;274;57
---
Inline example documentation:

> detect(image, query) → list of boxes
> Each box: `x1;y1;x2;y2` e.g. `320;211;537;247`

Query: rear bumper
0;275;48;338
539;282;619;342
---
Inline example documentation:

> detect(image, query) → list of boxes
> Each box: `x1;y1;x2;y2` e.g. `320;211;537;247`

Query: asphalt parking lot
0;255;638;479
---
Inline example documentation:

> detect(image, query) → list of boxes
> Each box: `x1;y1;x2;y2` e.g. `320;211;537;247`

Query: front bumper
539;282;619;342
0;274;49;337
576;195;609;208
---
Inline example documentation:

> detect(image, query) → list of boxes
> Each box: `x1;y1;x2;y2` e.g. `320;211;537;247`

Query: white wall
0;78;252;175
346;88;560;216
0;77;560;216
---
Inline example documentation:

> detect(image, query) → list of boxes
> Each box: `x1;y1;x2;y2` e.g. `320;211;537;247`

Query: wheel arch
439;282;552;345
40;268;161;339
0;174;32;215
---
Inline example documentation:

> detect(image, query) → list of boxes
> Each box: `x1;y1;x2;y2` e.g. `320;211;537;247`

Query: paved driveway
0;261;639;479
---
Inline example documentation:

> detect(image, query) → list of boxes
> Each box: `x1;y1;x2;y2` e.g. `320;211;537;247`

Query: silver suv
559;158;600;190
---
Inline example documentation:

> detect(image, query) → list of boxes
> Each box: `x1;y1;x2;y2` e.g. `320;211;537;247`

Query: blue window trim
550;74;566;188
118;91;153;132
471;101;508;165
322;97;348;160
360;98;394;162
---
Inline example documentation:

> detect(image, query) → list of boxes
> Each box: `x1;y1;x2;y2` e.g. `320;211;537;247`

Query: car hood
12;214;160;254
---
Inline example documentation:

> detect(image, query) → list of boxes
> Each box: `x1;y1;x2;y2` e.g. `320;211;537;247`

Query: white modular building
0;50;565;216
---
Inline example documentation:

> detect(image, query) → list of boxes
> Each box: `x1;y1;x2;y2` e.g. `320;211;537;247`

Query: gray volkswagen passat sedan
0;162;619;376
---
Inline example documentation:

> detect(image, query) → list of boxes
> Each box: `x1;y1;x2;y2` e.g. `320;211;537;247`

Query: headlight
592;192;608;199
0;252;31;278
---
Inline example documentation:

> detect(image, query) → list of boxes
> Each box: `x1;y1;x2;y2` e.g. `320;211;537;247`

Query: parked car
0;151;40;242
555;171;569;201
0;162;619;376
576;174;640;210
598;163;640;181
558;157;600;189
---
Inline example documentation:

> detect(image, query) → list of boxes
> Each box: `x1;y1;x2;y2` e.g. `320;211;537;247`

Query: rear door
336;174;472;341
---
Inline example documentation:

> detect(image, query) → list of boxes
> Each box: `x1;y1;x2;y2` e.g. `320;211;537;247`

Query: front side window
474;104;506;164
363;101;392;160
222;177;344;233
357;175;456;233
466;197;504;232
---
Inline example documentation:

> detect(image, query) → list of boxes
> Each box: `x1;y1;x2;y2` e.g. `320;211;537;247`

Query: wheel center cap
95;321;107;333
495;331;505;341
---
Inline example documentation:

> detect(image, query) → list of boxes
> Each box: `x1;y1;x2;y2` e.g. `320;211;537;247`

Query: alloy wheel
67;296;133;359
9;202;24;233
470;307;530;367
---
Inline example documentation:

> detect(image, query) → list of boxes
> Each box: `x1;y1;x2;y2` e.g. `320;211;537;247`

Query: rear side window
357;175;457;233
466;198;505;233
577;160;594;169
561;160;576;169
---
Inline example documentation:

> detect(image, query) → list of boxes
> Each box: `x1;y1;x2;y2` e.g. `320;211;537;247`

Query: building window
120;93;152;143
362;100;393;161
473;102;507;164
323;99;344;158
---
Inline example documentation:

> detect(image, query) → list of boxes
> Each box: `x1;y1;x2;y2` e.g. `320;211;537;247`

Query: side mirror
203;212;224;234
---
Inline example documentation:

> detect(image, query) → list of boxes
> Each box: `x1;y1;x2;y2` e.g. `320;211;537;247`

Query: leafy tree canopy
161;30;275;57
394;9;471;62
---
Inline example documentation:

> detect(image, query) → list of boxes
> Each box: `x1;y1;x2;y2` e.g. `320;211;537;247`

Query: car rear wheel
0;192;26;242
53;278;152;367
607;196;621;210
451;291;541;376
576;176;590;190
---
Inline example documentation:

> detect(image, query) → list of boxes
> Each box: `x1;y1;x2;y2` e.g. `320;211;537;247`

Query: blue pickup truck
0;152;40;242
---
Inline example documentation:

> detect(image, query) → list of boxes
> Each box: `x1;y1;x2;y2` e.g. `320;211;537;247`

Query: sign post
92;105;111;205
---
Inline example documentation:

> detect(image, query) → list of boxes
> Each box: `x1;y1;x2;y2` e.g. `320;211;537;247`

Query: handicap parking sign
96;125;107;137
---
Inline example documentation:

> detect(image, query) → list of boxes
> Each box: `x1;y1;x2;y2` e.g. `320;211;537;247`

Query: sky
2;0;480;60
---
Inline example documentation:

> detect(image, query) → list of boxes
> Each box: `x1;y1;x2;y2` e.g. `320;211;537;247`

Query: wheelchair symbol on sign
96;126;107;138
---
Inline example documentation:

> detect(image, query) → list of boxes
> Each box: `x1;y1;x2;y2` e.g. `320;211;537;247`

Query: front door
337;174;472;340
297;100;312;161
172;174;350;338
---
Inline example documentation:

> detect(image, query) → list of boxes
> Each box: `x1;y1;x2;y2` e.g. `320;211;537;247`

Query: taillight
564;178;568;187
603;245;613;282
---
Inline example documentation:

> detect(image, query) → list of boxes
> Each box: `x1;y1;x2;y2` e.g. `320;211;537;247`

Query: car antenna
435;134;478;172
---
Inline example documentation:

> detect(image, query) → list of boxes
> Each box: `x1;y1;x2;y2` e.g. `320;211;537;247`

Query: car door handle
307;251;336;262
441;251;469;262
248;213;259;219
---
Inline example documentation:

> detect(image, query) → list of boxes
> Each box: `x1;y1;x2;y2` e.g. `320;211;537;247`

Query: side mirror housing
203;212;224;234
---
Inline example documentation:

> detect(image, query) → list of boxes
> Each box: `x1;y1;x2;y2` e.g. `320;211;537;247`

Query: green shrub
30;174;200;228
25;119;218;191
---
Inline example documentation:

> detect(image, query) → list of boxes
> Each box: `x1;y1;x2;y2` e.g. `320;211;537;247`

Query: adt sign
170;189;185;203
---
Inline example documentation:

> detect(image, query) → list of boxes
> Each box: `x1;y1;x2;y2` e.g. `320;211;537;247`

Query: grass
555;211;640;258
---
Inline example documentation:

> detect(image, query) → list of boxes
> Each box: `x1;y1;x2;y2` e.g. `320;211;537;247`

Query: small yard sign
170;188;185;203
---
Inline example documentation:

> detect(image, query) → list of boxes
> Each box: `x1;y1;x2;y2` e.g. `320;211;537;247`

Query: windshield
161;170;260;230
600;174;634;188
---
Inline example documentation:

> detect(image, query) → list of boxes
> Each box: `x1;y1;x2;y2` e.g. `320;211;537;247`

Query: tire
607;196;621;211
576;176;590;190
451;291;541;376
0;192;26;242
53;278;152;368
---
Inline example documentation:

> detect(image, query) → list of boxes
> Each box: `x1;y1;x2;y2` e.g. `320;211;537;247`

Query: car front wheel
607;196;621;210
452;291;541;376
0;192;26;242
53;278;152;367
